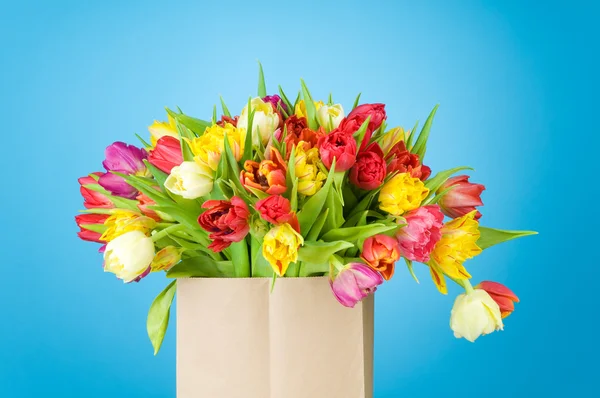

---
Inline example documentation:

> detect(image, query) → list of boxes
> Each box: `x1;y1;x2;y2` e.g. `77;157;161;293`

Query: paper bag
177;277;374;398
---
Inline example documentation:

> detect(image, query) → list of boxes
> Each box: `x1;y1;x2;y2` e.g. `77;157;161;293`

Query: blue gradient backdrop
1;0;596;397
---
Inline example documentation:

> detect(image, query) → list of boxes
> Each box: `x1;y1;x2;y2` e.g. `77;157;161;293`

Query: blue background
1;0;596;397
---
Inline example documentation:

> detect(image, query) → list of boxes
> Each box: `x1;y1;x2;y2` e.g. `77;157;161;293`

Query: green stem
151;224;185;243
462;279;475;294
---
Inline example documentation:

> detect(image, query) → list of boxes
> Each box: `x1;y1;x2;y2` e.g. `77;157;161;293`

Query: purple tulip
330;263;383;308
263;94;288;114
98;142;147;199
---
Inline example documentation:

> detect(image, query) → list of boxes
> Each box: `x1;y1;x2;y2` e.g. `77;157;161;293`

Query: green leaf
298;261;330;276
352;93;362;110
297;159;335;233
144;160;169;189
300;79;318;130
251;237;273;277
422;186;454;206
212;104;217;124
242;99;256;162
306;208;329;241
135;133;152;148
405;120;419;150
478;227;538;250
147;281;176;355
285;148;297;198
297;241;354;267
166;255;234;278
424;166;473;194
321;223;397;243
328;92;333;105
352;116;371;148
278;85;293;114
230;240;250;277
322;186;345;234
175;113;211;136
257;61;267;98
404;258;419;284
412;105;439;161
220;96;231;117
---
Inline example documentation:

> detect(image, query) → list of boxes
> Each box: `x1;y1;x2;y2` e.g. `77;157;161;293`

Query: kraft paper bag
177;277;374;398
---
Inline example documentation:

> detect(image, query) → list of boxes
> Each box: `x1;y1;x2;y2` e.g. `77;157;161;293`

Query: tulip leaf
166;255;234;278
404;258;420;284
477;227;538;250
219;96;231;117
411;104;439;161
251;237;274;277
174;113;211;136
242;99;256;162
405;120;419;150
230;240;250;278
422;186;454;206
300;79;318;130
147;281;176;355
352;93;362;110
285;148;297;199
257;61;267;98
135;133;152;148
297;158;336;233
298;261;330;277
321;223;397;243
424;166;473;197
352;116;371;148
306;208;329;241
278;85;293;114
297;241;354;268
144;160;169;189
321;186;345;235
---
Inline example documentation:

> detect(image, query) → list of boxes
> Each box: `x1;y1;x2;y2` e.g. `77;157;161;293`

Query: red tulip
198;196;250;252
317;129;357;171
339;103;386;150
349;143;387;190
386;141;431;181
148;136;184;174
136;192;161;221
361;234;401;280
255;195;300;233
78;173;113;209
216;115;239;127
438;175;485;219
477;281;520;318
75;213;108;243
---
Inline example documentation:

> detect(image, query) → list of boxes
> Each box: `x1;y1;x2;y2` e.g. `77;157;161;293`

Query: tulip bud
151;246;183;272
476;281;519;318
450;289;503;342
330;262;383;308
317;104;345;132
103;231;155;283
165;161;214;199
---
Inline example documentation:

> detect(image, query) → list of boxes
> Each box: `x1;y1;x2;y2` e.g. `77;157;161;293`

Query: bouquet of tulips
75;65;535;354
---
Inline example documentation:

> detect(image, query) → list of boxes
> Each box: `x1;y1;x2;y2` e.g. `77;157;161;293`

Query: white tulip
317;104;345;132
237;97;280;146
165;161;213;199
104;231;155;283
450;289;503;342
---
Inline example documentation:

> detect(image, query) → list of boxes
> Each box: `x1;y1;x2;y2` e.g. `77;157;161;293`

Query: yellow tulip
148;114;178;147
100;210;156;242
187;123;245;171
379;173;429;216
294;142;326;196
294;100;324;119
262;223;304;276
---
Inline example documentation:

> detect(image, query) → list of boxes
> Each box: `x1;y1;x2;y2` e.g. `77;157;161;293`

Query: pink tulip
396;205;444;263
438;175;485;220
330;263;383;308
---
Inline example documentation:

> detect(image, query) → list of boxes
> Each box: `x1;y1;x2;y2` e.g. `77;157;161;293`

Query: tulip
187;122;245;171
349;143;387;190
148;115;178;147
379;127;406;155
255;195;300;233
103;230;155;283
241;147;287;195
396;205;444;263
294;99;324;119
198;197;251;252
477;281;519;318
360;235;401;280
262;223;304;276
237;97;280;146
78;173;113;209
283;121;323;157
450;289;503;342
294;142;326;196
330;262;383;308
339;103;386;150
438;175;485;220
317;129;357;171
386;141;431;181
379;173;429;216
75;213;108;243
317;104;345;132
100;209;157;243
263;94;288;114
136;192;161;221
148;136;183;174
98;142;148;199
151;246;183;272
165;161;214;199
216;114;239;127
430;211;481;280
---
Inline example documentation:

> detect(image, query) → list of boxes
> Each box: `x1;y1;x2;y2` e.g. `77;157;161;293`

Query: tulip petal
429;264;447;294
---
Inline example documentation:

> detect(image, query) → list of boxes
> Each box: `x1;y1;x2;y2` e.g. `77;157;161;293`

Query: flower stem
152;224;185;243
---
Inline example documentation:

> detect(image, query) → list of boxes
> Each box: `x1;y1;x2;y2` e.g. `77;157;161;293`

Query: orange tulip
241;147;287;195
360;234;401;280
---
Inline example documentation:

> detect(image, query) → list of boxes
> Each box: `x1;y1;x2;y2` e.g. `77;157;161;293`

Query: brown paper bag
177;277;374;398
